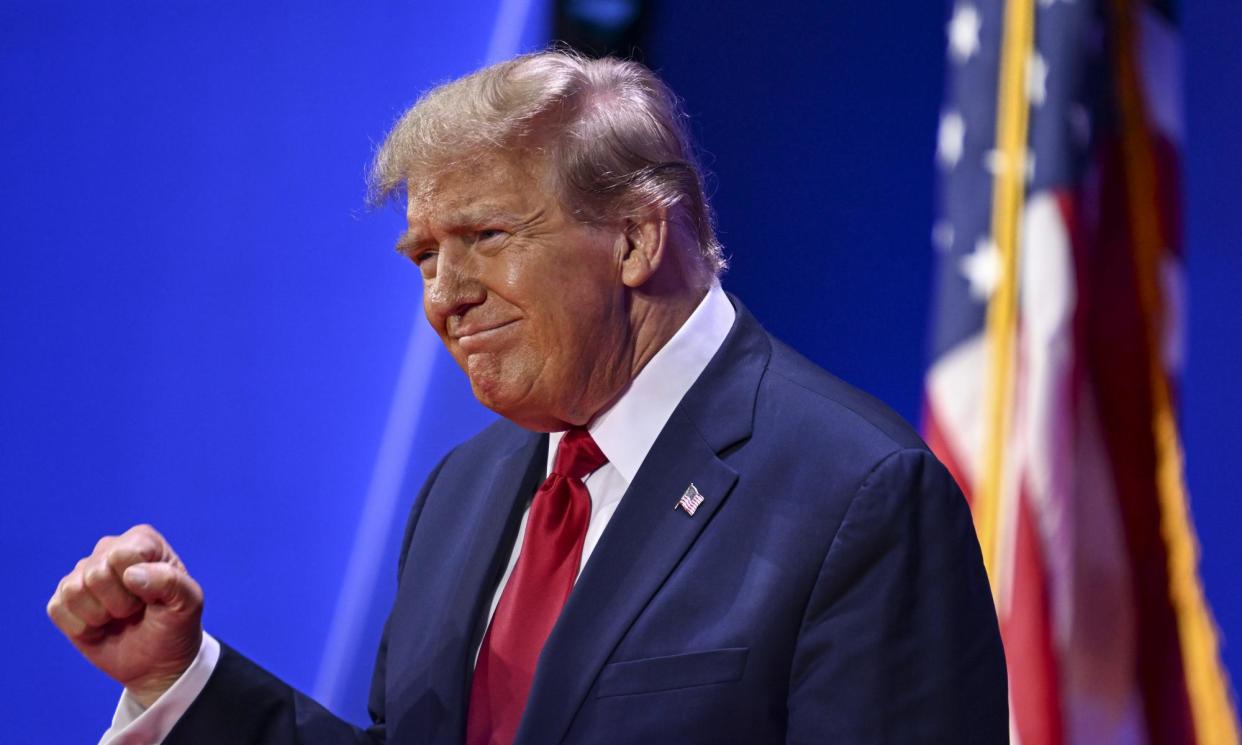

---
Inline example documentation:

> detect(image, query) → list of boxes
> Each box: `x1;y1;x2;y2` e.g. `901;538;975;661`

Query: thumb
122;562;201;612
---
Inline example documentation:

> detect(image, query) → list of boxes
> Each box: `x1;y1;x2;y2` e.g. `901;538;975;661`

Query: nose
424;244;486;331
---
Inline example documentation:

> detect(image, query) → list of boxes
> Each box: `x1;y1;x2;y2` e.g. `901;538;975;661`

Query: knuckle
60;584;83;609
109;540;155;568
103;545;128;569
48;609;71;633
83;562;112;590
61;614;86;636
92;534;117;554
76;606;104;625
46;592;84;634
61;573;84;598
65;591;105;621
127;526;165;557
131;523;160;540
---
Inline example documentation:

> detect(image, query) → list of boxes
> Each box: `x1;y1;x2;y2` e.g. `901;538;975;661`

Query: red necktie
466;428;607;745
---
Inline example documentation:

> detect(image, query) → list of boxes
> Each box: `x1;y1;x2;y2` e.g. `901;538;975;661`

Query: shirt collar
547;282;736;482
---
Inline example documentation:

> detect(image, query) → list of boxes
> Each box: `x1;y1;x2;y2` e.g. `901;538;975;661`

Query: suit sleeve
162;452;451;745
785;448;1008;745
160;643;384;745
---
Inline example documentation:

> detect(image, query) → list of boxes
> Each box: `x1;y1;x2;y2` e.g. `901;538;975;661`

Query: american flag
676;483;705;516
924;0;1238;743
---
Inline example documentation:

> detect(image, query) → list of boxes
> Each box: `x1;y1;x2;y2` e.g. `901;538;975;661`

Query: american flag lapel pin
675;483;705;516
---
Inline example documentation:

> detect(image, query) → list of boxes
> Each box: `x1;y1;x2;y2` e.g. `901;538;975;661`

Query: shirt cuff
98;632;221;745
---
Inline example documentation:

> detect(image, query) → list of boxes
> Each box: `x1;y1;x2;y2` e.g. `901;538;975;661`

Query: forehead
405;151;551;226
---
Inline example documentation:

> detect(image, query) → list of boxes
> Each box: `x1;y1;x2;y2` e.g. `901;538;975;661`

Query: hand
47;524;204;707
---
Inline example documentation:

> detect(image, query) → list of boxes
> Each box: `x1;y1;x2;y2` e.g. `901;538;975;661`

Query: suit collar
549;282;736;484
673;294;770;453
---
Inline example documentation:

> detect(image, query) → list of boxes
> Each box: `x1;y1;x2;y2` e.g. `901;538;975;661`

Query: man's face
399;153;634;431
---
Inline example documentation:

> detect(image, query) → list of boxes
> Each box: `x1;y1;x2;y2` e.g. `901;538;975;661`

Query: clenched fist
46;524;204;707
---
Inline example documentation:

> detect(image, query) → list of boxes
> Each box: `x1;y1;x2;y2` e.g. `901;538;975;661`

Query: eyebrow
394;232;424;257
444;204;523;228
396;204;527;255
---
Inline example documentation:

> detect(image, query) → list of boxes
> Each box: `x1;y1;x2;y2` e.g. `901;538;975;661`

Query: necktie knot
552;428;608;480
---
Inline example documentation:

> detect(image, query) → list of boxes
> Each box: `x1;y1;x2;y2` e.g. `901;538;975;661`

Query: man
49;51;1007;744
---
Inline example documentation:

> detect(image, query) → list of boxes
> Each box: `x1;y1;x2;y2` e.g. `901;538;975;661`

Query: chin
466;378;567;432
468;373;525;420
462;353;581;431
467;376;506;412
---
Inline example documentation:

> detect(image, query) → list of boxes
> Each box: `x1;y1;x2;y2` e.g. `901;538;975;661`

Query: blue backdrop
2;2;1237;742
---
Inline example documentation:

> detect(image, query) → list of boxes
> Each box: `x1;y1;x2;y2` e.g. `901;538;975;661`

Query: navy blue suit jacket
166;299;1007;744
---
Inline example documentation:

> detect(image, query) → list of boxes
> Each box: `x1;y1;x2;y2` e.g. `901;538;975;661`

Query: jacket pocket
594;647;749;699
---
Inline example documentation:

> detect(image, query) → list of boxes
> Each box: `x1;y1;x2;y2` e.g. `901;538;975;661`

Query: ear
618;207;669;289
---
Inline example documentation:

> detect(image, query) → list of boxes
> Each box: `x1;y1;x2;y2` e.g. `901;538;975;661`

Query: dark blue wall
1179;0;1242;688
647;0;1242;692
2;2;1237;741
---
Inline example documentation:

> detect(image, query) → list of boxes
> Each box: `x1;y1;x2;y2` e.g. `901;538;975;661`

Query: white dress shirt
100;283;735;745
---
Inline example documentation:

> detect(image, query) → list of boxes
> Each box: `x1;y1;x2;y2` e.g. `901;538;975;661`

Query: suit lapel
453;432;549;664
513;299;771;745
399;429;546;744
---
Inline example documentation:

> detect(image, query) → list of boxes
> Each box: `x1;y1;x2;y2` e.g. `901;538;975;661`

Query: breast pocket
594;647;749;699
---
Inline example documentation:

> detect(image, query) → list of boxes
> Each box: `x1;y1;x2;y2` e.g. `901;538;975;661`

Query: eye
476;229;507;243
411;249;438;276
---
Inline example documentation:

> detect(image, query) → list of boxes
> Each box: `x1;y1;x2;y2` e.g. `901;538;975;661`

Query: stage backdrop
2;2;1236;743
1;1;542;740
641;0;1241;711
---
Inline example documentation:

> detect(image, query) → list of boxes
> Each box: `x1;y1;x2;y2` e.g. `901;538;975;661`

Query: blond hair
369;49;725;279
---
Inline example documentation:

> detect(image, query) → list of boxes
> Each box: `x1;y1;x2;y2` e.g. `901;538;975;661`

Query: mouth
455;319;519;352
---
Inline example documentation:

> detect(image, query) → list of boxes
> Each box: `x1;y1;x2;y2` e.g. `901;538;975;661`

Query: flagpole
975;0;1035;600
1109;0;1240;740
